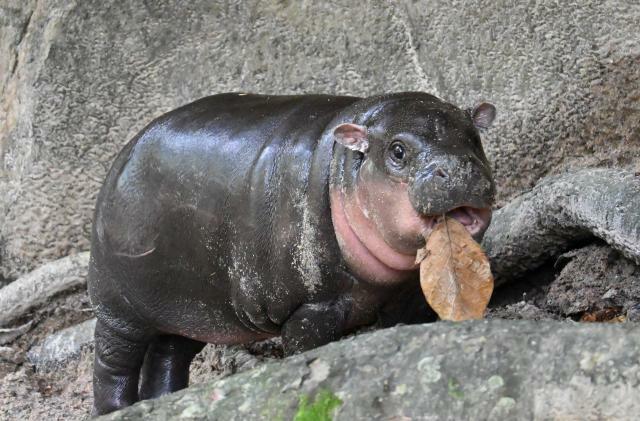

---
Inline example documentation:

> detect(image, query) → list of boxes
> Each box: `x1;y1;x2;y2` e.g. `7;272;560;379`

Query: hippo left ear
470;103;497;129
333;123;369;153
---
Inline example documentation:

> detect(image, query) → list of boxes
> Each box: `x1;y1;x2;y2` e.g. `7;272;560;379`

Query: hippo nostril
434;167;448;179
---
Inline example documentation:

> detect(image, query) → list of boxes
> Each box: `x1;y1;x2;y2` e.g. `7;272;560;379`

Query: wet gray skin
88;92;496;415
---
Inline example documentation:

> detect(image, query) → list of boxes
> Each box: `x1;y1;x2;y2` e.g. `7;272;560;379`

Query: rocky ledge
99;320;640;420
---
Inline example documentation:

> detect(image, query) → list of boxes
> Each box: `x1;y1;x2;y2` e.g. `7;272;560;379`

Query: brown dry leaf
579;307;625;323
416;217;494;321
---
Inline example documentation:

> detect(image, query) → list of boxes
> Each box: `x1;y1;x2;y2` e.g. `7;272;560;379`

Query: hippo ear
470;103;497;129
333;123;369;153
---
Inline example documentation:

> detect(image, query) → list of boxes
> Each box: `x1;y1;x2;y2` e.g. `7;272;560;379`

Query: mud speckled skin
87;92;495;414
89;94;357;343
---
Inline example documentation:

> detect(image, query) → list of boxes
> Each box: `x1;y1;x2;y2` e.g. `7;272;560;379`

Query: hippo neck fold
329;144;418;285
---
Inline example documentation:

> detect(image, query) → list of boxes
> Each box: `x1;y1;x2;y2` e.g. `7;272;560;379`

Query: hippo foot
281;297;352;356
92;320;204;416
483;168;640;285
139;335;205;400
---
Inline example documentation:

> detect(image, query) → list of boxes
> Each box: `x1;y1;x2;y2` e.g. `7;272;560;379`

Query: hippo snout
409;154;495;217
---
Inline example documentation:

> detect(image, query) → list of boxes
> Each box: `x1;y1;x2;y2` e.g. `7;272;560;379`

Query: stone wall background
1;0;639;281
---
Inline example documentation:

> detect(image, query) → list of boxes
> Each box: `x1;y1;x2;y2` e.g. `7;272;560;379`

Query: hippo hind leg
138;334;206;401
92;319;152;416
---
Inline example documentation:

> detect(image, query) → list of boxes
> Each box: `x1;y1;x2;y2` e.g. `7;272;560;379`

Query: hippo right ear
470;103;497;129
333;123;369;153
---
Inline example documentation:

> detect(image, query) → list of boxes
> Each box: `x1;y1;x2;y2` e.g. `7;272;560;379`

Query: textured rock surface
27;317;95;369
99;320;640;420
1;0;639;280
483;168;640;284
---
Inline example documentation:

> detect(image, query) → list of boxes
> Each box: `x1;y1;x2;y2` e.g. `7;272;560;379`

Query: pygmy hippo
88;92;496;415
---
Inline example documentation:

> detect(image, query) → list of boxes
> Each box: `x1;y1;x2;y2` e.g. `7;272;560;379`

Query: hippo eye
390;142;406;162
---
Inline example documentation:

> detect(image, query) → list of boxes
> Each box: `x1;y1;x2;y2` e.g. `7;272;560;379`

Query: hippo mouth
419;206;492;244
330;186;493;284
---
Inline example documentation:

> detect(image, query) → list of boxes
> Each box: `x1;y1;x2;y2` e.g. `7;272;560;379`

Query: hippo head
329;93;496;284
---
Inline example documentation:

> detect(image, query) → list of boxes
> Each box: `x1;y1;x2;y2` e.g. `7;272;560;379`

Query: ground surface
0;241;638;420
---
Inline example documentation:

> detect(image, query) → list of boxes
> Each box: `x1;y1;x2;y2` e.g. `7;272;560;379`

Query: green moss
448;378;464;400
293;390;343;421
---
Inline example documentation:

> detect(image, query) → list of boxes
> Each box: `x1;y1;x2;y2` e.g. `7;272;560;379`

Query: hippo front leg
281;296;352;355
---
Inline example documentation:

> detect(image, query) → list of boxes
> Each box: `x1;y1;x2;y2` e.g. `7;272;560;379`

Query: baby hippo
88;92;496;414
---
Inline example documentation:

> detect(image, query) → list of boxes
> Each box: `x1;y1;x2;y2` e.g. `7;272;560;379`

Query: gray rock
0;252;89;327
1;0;639;280
99;320;640;420
27;317;95;369
483;168;640;284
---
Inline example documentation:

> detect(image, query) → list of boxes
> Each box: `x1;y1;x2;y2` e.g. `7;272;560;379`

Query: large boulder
1;0;639;280
99;320;640;420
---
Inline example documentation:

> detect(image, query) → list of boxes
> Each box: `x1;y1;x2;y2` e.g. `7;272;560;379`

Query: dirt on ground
488;242;640;322
0;289;284;420
0;290;95;420
1;241;639;420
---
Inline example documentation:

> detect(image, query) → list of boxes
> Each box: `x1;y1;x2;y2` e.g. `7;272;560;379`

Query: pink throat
330;188;418;285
